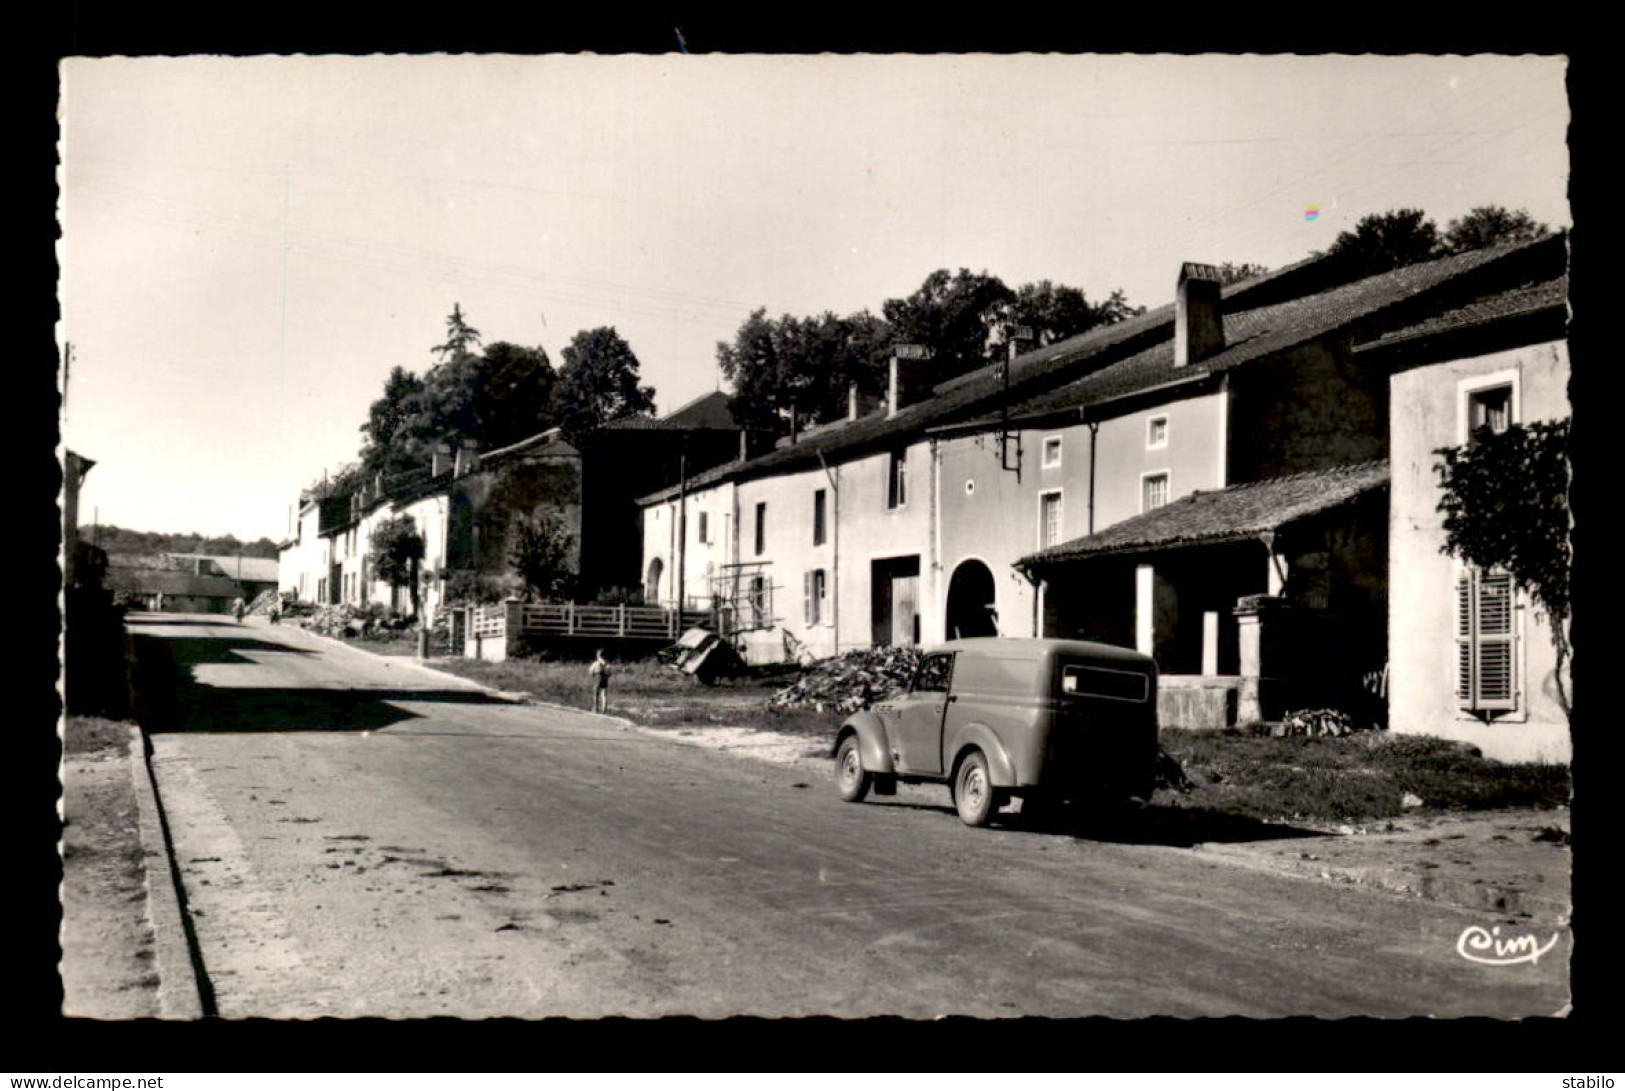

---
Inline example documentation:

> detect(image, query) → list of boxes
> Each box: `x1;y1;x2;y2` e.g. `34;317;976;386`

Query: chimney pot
1176;263;1224;368
1007;324;1035;363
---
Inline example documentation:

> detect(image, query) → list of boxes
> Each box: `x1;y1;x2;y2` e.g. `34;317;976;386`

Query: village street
128;614;1568;1020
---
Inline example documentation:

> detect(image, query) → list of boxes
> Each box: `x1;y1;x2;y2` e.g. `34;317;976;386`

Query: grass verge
1157;727;1571;822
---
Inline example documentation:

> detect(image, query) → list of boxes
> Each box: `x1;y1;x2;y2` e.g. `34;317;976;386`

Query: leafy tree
982;281;1143;358
718;309;890;432
1216;262;1273;287
359;366;428;480
718;272;1140;436
431;302;483;364
508;510;577;602
370;513;427;618
1434;419;1571;719
1442;206;1552;254
882;268;1015;383
475;341;559;450
1328;209;1442;278
556;327;656;440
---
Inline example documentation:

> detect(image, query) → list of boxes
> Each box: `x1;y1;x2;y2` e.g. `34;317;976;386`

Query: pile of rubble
766;646;925;713
301;603;414;638
1273;708;1373;737
245;589;282;615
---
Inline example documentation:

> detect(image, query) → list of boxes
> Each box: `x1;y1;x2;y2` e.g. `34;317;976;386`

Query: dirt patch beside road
60;717;162;1018
1194;807;1571;920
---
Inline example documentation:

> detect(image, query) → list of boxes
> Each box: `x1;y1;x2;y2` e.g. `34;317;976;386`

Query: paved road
130;613;1571;1019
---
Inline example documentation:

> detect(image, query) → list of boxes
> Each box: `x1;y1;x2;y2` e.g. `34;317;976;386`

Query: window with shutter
803;570;813;626
1457;568;1517;713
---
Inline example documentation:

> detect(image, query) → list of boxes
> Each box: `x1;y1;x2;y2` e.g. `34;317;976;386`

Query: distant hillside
79;524;281;560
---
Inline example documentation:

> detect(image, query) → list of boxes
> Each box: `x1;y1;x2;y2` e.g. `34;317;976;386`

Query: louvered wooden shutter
803;570;813;626
1457;569;1517;712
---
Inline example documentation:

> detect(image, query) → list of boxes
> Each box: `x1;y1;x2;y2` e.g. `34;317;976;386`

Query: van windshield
1059;662;1149;703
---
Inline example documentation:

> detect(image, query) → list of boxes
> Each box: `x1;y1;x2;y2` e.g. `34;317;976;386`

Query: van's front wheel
835;735;871;803
952;750;997;827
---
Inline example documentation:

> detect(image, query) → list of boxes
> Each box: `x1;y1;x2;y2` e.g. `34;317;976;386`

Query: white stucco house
1361;260;1570;762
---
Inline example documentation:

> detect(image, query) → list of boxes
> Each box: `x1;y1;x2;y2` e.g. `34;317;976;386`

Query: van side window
913;652;954;694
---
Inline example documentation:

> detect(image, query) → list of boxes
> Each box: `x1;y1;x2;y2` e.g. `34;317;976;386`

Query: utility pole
675;436;688;616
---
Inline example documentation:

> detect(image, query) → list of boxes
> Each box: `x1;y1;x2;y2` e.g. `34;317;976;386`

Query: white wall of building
1388;340;1570;763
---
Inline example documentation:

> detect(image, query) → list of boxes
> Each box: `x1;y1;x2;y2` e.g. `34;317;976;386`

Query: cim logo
1455;924;1562;966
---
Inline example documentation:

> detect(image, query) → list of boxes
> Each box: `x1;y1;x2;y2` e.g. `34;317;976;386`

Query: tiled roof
1007;240;1561;419
1359;272;1568;348
1018;459;1390;568
637;234;1561;505
596;391;743;433
478;428;578;465
165;554;280;583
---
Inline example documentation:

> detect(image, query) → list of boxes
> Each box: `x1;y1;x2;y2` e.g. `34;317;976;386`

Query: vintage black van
833;637;1159;826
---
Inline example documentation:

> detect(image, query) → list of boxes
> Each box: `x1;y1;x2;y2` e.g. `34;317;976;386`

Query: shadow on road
1059;804;1324;847
124;617;246;628
129;632;509;735
157;635;317;666
861;796;1323;846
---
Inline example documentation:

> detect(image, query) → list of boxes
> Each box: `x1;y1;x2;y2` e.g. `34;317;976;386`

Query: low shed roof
1019;459;1389;569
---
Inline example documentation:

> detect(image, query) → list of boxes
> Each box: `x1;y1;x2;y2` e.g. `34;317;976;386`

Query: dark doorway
871;555;921;646
946;559;998;639
646;556;664;603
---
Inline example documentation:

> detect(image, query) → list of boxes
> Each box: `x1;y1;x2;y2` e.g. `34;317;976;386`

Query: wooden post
617;603;626;636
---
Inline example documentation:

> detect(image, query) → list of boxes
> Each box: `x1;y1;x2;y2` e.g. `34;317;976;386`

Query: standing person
232;596;245;622
588;649;612;714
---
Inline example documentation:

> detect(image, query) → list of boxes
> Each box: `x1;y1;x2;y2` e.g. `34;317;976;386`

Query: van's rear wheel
952;750;996;827
835;735;871;803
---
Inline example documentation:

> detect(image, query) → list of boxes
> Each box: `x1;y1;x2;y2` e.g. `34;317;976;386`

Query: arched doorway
645;557;664;604
946;560;998;639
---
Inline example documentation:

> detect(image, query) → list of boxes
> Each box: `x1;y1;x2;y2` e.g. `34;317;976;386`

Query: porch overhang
1017;458;1389;578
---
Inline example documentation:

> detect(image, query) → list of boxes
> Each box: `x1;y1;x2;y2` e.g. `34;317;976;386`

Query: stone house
639;234;1564;731
276;392;743;620
1358;266;1570;762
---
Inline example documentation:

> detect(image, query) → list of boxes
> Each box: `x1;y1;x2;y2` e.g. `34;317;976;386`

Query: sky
57;53;1570;544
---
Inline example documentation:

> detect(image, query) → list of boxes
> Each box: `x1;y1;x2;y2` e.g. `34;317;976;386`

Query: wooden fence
459;601;710;656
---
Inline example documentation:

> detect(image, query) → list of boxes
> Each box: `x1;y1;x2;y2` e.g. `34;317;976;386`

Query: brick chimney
431;443;453;476
888;344;935;418
1175;263;1224;368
